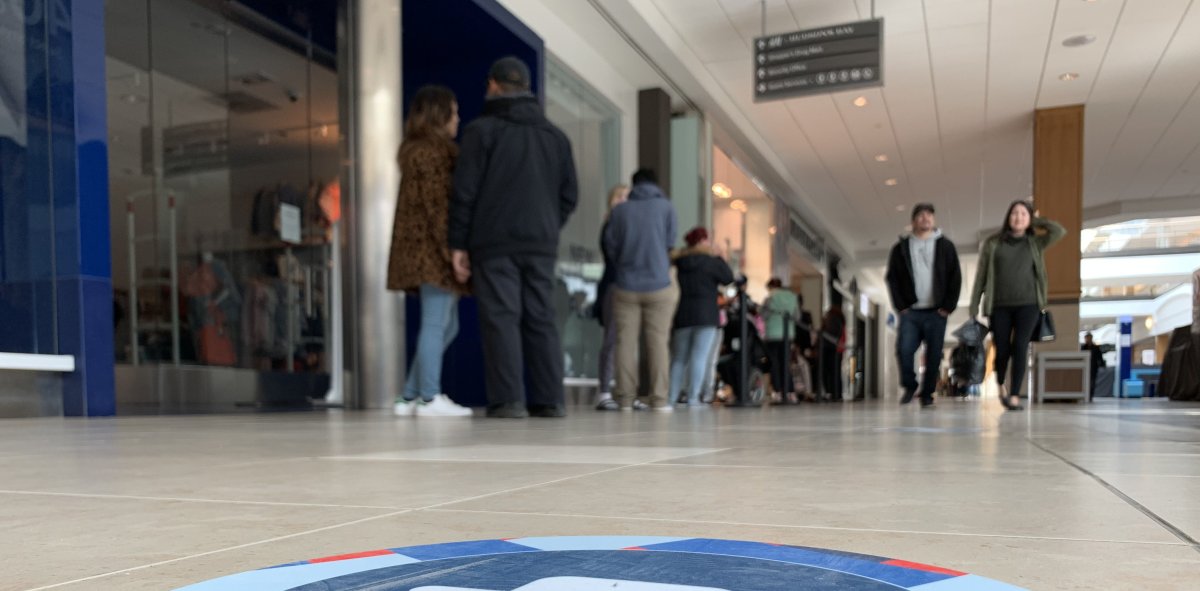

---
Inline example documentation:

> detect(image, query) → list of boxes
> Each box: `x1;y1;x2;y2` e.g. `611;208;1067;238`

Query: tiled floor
2;398;1198;590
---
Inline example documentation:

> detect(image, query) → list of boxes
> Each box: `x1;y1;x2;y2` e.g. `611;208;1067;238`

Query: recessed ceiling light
1063;34;1096;47
711;182;733;199
730;199;748;212
874;154;889;162
895;205;906;212
884;178;898;186
1059;72;1080;81
768;226;777;235
853;96;868;107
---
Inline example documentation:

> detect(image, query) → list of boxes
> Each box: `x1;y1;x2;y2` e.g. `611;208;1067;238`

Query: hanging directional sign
754;19;883;102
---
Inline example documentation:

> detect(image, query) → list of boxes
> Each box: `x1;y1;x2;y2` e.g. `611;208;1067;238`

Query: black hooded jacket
449;95;579;260
885;234;962;313
673;247;735;329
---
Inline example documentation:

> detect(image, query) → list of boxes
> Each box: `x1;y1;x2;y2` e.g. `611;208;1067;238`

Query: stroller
948;319;988;398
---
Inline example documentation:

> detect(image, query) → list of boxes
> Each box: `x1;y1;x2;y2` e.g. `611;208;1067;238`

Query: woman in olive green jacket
969;200;1066;410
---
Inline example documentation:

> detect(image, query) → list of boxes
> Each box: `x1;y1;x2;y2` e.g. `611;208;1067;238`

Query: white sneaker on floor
394;399;417;416
416;394;473;417
652;405;674;413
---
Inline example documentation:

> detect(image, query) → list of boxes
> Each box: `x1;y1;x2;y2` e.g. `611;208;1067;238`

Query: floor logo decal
177;536;1027;590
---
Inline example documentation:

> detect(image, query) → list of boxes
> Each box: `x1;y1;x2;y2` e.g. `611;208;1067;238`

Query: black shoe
486;404;530;419
921;399;936;409
528;405;566;418
1000;395;1024;411
900;389;915;405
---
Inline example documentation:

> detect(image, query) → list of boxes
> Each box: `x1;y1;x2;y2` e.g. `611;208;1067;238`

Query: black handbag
1034;310;1056;342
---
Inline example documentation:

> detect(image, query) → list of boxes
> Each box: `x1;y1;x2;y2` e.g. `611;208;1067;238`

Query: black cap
911;203;936;220
489;56;531;89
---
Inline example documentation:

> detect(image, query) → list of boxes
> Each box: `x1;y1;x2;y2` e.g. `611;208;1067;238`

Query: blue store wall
0;0;115;416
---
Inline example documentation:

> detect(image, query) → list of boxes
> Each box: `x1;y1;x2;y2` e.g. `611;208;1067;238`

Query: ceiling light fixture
895;205;906;212
884;178;898;186
875;154;889;162
730;199;748;212
853;96;868;107
1059;72;1080;81
712;182;733;199
768;226;777;235
1062;34;1096;47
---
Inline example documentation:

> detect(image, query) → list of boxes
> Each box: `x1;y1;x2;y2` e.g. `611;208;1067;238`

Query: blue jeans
897;309;947;403
402;284;460;402
669;326;721;405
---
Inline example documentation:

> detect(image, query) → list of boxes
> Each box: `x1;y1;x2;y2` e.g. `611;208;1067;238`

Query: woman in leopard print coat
385;85;471;415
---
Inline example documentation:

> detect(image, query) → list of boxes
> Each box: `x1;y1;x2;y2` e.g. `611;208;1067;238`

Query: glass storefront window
105;0;339;373
544;57;620;380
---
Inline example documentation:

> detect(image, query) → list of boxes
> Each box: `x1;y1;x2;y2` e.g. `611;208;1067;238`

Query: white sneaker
394;399;417;416
416;394;473;417
652;405;674;413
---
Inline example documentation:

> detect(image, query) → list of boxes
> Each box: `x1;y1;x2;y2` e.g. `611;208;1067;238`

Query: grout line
919;0;949;206
647;462;1067;475
21;509;418;591
1031;0;1061;108
1082;0;1128;105
1028;438;1200;554
426;508;1192;549
318;457;633;465
1087;0;1195;191
22;451;725;590
0;489;404;511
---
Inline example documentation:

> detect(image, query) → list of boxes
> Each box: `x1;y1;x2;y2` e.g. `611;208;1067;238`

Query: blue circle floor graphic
176;536;1028;590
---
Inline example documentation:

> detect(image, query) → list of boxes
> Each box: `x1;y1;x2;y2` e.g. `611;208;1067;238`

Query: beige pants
613;284;679;408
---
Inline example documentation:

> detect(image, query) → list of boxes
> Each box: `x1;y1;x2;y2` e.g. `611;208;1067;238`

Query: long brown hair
404;85;456;140
999;199;1035;237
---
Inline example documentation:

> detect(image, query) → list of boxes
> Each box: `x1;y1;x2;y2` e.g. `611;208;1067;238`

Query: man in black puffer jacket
449;57;579;419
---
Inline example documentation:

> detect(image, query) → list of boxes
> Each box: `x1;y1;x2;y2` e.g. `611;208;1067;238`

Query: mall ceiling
596;0;1200;260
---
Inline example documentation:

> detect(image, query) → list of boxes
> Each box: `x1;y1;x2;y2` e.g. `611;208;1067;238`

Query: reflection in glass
544;58;620;379
0;2;56;354
106;0;338;373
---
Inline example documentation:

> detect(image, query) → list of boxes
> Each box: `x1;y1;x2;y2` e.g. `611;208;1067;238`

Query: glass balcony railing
1082;216;1200;255
1081;283;1182;300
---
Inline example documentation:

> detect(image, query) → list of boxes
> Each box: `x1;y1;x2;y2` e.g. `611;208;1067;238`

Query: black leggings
766;341;793;395
990;305;1040;397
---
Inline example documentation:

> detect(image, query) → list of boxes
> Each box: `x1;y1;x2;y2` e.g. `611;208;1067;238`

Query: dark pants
821;343;842;400
990;304;1041;398
766;340;793;396
597;291;616;394
473;254;564;413
897;309;948;403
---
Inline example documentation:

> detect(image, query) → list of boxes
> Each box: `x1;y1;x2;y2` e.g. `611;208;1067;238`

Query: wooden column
638;88;672;195
1033;105;1083;353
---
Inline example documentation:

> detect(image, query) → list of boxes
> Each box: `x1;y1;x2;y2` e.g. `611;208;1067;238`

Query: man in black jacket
449;57;579;419
885;203;962;407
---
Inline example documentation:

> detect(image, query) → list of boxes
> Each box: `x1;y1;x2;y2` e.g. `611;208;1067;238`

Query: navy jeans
897;309;947;403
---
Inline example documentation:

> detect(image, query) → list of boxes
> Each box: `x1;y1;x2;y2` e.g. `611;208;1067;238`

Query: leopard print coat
386;134;466;294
